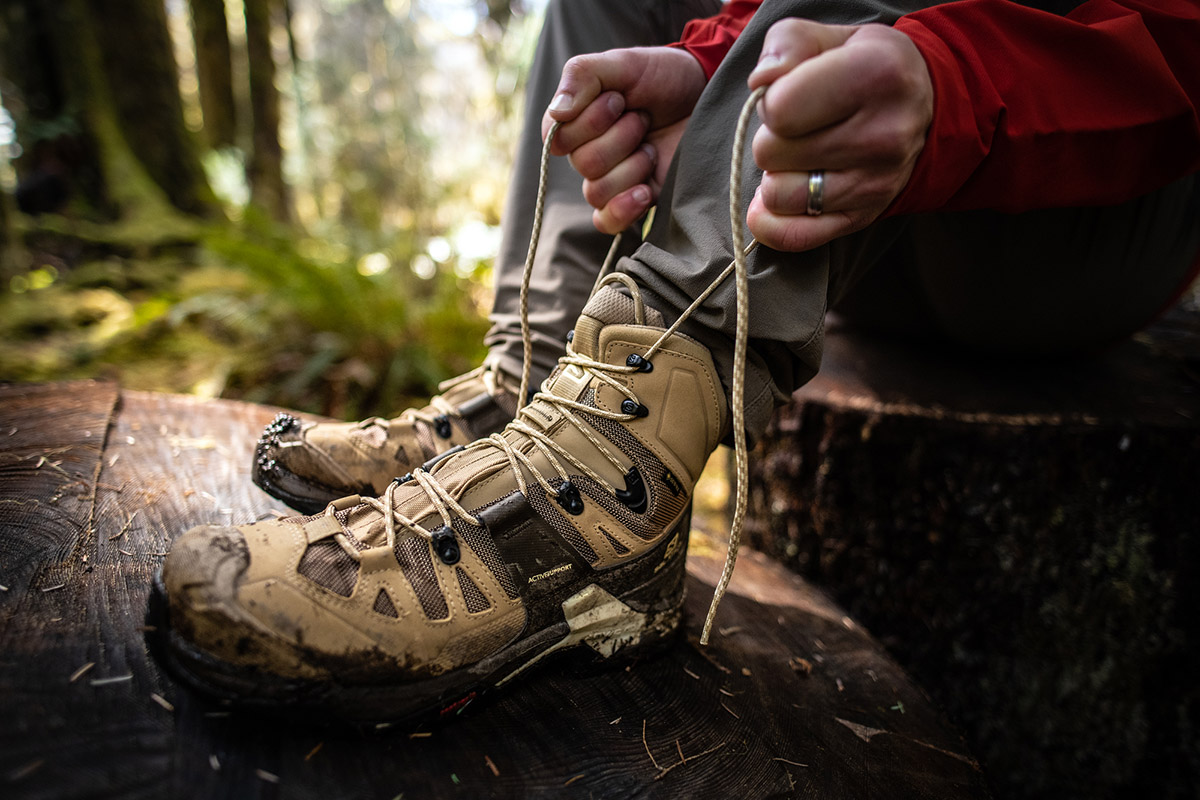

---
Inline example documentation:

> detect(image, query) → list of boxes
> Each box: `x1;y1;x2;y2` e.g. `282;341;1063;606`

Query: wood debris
484;754;500;776
150;693;175;712
772;757;808;767
41;583;66;593
305;742;323;761
653;741;727;782
408;731;432;739
788;656;813;677
609;716;621;725
720;702;740;719
90;674;133;687
682;666;700;680
209;755;220;771
109;510;140;540
642;720;661;770
255;769;280;783
8;759;45;781
563;773;584;787
69;662;96;683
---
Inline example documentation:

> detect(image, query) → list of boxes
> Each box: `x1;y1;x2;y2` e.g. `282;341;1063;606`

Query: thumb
546;50;645;123
748;18;859;89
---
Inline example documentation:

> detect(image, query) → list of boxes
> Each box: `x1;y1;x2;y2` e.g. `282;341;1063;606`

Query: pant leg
620;0;938;440
485;0;723;388
621;0;1200;440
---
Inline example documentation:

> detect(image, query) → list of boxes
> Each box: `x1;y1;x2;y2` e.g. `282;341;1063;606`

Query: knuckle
570;148;607;179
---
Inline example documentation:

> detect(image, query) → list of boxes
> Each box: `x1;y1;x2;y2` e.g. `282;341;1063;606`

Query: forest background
0;0;542;420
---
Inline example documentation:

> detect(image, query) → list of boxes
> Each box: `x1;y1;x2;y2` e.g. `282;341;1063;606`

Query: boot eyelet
433;415;452;439
565;329;574;343
555;480;584;516
620;399;649;417
625;354;653;372
432;527;460;565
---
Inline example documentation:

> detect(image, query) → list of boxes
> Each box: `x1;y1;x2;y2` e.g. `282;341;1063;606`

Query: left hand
747;19;933;252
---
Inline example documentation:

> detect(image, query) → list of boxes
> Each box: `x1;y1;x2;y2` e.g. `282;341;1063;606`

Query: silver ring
806;170;825;216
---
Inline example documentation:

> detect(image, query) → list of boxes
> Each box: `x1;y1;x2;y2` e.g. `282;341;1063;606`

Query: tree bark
244;0;289;221
89;0;215;216
0;0;115;218
746;309;1200;800
189;0;238;150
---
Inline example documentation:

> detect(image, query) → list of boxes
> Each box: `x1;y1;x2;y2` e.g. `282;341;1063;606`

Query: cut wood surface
747;303;1200;800
0;381;987;799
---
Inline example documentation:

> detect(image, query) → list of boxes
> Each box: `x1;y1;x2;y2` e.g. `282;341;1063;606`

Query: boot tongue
571;285;664;361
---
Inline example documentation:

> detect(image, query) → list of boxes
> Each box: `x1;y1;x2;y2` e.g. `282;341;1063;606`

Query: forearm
890;0;1200;214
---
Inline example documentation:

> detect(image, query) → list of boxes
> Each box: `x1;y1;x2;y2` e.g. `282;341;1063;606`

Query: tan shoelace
325;86;767;646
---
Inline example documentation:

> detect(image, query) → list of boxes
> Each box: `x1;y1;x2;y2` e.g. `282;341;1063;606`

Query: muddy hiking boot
252;366;520;514
156;279;728;722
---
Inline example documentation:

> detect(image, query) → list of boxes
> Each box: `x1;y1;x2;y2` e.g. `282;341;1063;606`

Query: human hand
542;47;707;234
747;19;932;252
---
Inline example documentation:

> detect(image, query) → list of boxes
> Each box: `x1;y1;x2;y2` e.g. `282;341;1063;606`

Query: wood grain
0;382;987;799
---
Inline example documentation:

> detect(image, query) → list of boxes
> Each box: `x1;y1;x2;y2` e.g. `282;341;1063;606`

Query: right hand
542;47;707;234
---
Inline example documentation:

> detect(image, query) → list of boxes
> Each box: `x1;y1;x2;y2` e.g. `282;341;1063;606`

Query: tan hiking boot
252;367;519;514
156;279;727;722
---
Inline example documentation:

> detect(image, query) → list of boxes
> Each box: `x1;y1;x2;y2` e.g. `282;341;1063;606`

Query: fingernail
640;143;657;163
633;186;651;205
549;92;573;112
751;54;784;76
607;93;625;115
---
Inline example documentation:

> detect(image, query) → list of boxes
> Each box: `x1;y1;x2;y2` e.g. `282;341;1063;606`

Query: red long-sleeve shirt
672;0;1200;215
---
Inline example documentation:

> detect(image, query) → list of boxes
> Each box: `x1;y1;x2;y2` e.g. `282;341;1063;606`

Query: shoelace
325;86;767;646
399;364;509;432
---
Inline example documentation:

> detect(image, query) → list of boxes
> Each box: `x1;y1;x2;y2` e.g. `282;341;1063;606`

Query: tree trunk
89;0;215;216
0;0;115;218
189;0;237;150
244;0;289;222
745;307;1200;799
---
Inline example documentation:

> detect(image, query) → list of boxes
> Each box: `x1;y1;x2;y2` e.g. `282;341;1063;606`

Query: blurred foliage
0;210;489;419
0;0;545;420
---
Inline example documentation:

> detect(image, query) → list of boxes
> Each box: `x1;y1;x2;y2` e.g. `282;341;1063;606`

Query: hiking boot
252;366;519;514
156;279;726;722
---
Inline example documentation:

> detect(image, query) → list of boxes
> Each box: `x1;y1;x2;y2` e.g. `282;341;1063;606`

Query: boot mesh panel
395;537;450;620
526;484;599;563
456;567;491;613
373;588;399;617
600;526;630;555
297;539;358;597
574;394;689;539
454;513;519;599
414;425;437;460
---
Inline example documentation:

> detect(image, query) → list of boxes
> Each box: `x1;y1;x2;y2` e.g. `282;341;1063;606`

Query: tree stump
746;300;1200;800
0;380;987;799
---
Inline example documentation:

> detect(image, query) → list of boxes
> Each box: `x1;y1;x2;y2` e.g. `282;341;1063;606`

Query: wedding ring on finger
806;170;825;216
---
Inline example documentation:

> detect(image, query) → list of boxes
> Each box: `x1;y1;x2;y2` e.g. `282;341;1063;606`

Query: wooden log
0;381;987;799
745;302;1200;800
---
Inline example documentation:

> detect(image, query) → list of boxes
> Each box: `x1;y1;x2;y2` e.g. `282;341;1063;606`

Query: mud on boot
252;366;520;514
159;280;726;724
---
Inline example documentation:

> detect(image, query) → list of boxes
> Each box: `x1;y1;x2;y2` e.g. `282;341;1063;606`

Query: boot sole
251;432;370;515
148;507;691;726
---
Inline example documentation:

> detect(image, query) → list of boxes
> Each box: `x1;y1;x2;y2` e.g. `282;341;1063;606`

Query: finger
544;91;626;155
593;184;653;235
752;123;861;173
582;144;657;210
746;189;859;252
545;51;647;124
758;169;899;218
748;18;858;90
567;111;650;179
757;46;868;139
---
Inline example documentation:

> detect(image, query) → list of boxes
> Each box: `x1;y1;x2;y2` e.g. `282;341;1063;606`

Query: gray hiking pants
487;0;1200;439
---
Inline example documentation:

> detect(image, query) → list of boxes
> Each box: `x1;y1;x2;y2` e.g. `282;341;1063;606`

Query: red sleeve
669;0;763;80
889;0;1200;215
